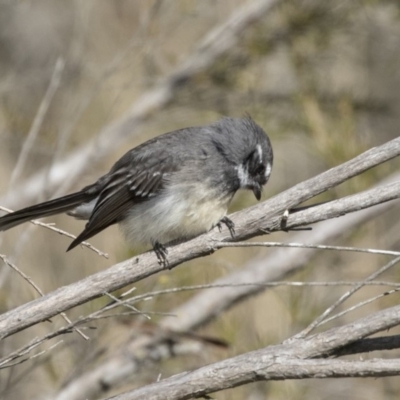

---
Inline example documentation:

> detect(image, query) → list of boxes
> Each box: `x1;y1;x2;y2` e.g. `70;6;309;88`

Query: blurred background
0;0;400;399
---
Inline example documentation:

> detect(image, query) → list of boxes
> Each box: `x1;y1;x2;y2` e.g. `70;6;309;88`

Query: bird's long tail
0;190;96;231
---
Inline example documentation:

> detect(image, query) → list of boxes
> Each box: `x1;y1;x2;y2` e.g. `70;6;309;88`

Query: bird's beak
252;184;262;201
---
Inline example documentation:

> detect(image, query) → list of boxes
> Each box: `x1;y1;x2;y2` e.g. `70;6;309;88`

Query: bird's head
236;140;273;200
209;116;273;200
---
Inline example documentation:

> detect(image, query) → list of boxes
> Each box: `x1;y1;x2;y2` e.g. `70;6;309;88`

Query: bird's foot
153;241;169;269
217;216;235;238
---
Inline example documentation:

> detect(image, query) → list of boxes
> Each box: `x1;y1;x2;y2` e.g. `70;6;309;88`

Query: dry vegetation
1;1;400;399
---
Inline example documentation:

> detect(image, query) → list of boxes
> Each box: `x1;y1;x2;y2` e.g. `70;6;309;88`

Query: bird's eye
255;164;265;175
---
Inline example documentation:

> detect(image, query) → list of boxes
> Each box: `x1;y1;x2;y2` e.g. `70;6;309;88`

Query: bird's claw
217;216;235;238
153;241;169;269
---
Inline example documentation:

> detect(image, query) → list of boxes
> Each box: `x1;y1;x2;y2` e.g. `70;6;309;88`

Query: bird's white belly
120;183;231;246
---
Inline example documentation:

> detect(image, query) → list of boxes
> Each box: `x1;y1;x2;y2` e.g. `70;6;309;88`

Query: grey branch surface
0;0;279;210
110;303;400;400
113;359;400;400
334;334;400;357
1;136;400;340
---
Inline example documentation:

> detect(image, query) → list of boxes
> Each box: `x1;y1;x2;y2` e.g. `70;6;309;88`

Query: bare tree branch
159;175;400;332
111;359;400;400
107;303;400;399
0;137;399;340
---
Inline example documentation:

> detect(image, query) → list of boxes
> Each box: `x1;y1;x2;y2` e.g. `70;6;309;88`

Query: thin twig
0;307;170;368
0;253;89;341
0;206;108;259
217;241;400;257
0;340;63;370
9;279;400;369
295;256;400;338
103;292;151;320
0;254;45;297
320;287;400;327
101;281;400;312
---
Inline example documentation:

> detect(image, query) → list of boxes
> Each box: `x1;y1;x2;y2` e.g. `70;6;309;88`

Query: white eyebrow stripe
265;162;272;178
256;144;263;163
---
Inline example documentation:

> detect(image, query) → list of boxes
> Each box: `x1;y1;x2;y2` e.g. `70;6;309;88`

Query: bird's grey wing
67;153;175;251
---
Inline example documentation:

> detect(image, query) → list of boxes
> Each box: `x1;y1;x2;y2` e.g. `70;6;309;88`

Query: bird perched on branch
0;117;273;265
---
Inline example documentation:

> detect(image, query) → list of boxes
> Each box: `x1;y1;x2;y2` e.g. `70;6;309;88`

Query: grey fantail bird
0;117;273;263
